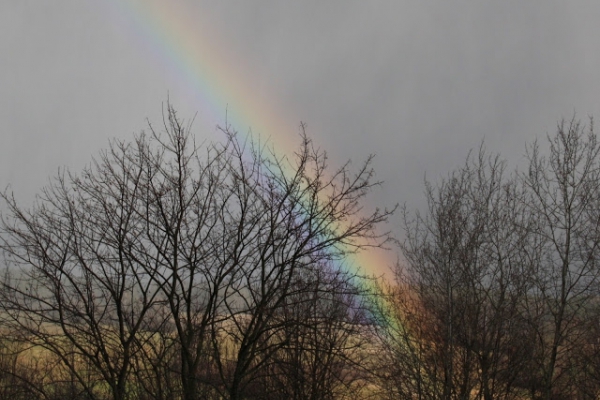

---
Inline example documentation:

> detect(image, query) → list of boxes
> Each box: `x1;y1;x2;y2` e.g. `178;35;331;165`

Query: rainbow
104;0;296;152
104;0;394;288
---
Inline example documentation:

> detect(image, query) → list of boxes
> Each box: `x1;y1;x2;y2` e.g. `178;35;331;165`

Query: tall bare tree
0;105;393;400
0;132;168;400
251;263;375;400
210;130;391;400
520;118;600;399
383;146;534;400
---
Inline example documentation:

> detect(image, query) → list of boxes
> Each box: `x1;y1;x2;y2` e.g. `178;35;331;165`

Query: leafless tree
201;123;392;400
376;119;600;400
0;131;169;400
382;146;534;400
249;263;375;400
519;118;600;399
0;105;393;400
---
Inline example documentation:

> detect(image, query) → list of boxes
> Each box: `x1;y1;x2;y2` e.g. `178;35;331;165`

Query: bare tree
0;105;393;400
0;132;168;400
202;124;392;400
377;119;600;400
519;118;600;400
382;146;533;400
251;263;375;400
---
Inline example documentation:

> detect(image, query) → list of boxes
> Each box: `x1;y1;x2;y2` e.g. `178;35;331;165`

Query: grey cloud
3;0;600;243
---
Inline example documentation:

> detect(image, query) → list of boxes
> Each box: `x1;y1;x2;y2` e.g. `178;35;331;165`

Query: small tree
253;263;375;400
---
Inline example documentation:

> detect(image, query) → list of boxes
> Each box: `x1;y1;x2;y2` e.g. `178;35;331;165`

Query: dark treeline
376;117;600;400
1;108;600;400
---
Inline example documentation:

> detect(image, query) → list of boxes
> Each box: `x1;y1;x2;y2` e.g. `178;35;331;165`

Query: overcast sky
3;1;600;271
